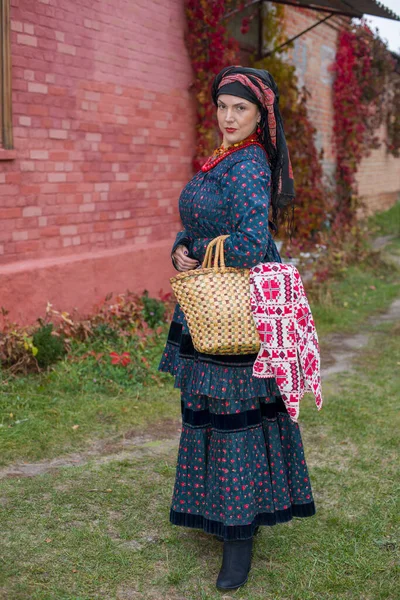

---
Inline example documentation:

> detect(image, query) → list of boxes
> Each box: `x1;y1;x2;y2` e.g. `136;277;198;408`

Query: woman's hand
172;245;199;272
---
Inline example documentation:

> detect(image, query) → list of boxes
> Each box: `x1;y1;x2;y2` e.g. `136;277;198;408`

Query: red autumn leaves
109;352;151;369
109;352;131;367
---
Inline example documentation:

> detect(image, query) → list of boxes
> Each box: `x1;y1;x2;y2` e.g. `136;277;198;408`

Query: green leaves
1;291;173;375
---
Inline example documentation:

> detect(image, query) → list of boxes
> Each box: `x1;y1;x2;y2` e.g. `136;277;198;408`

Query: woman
159;66;316;591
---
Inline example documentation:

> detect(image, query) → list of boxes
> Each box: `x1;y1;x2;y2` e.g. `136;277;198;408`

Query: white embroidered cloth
250;262;323;422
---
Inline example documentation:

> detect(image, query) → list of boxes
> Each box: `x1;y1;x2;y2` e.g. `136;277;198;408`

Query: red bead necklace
201;134;265;172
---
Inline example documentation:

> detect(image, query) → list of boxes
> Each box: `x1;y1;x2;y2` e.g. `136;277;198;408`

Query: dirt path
1;237;398;481
0;430;182;479
321;235;399;376
321;295;400;377
2;292;398;481
372;234;400;267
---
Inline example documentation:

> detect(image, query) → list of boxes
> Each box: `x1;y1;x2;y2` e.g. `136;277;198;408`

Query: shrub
0;309;39;374
0;290;173;375
141;291;166;329
91;323;120;344
32;324;66;369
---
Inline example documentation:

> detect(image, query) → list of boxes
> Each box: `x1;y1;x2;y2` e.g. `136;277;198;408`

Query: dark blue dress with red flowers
159;143;316;541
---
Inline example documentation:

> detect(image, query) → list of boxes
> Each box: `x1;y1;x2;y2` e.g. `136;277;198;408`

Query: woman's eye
237;106;245;111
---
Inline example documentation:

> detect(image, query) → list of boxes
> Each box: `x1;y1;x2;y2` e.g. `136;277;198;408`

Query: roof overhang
272;0;400;21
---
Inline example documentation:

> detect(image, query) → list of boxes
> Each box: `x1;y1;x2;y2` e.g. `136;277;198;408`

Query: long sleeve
189;159;272;268
172;230;191;254
171;230;192;270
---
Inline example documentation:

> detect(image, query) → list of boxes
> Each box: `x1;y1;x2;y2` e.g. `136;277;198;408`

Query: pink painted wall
2;1;399;325
0;0;195;324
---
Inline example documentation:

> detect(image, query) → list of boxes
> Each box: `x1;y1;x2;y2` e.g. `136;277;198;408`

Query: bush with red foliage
332;23;398;226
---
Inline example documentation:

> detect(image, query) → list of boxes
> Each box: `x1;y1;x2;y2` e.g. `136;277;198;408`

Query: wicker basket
170;235;260;355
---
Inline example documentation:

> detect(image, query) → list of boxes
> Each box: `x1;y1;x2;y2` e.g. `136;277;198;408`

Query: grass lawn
368;200;400;238
386;236;400;257
0;323;399;600
310;261;399;338
1;247;399;466
0;335;181;466
309;200;400;337
0;205;399;598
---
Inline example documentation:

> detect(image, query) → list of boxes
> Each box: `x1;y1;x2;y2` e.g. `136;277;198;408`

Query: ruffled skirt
159;304;316;541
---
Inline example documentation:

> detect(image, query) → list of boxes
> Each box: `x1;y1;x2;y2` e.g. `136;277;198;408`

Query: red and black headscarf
212;66;295;233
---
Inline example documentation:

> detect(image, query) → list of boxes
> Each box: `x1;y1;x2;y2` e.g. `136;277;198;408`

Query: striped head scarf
212;66;295;233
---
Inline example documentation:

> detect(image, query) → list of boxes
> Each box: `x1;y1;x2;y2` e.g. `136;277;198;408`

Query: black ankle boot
216;537;253;591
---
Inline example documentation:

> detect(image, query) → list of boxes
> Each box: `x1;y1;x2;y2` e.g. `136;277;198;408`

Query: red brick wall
0;0;195;323
285;6;400;210
2;2;399;324
285;7;344;181
356;125;400;215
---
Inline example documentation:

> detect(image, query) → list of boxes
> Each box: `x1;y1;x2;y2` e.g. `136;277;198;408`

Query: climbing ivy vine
184;3;399;243
332;22;399;225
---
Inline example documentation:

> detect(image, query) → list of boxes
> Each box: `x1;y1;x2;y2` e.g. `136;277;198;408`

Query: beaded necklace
201;134;265;173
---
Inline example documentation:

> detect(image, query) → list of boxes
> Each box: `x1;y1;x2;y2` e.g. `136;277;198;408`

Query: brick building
0;0;399;324
283;4;400;215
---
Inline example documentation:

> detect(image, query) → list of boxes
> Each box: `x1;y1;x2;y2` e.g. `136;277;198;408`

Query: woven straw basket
170;235;260;355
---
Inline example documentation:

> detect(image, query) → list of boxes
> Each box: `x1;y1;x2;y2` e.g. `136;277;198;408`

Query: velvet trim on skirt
159;311;317;542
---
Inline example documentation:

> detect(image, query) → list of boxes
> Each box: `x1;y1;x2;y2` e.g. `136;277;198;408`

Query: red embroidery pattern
201;138;266;172
250;262;323;422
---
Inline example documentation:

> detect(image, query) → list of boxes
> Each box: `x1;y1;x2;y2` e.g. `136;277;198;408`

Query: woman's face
217;94;260;147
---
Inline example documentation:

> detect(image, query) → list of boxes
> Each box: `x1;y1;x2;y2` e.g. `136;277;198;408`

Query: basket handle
202;235;230;269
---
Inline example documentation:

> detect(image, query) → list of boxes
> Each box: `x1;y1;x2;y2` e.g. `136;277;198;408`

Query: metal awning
226;1;400;58
274;0;400;21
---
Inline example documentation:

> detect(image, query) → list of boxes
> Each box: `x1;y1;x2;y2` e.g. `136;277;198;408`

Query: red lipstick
225;128;237;133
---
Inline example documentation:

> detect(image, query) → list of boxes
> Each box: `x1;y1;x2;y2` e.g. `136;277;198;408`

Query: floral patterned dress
159;143;316;541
